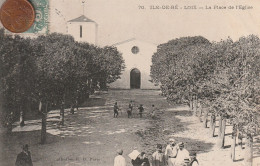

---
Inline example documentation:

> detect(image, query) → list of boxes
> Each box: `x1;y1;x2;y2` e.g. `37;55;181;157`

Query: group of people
153;139;198;166
114;101;158;119
114;138;199;166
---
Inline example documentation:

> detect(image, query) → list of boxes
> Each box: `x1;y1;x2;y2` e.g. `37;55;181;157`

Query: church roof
68;15;96;23
112;38;157;46
112;38;136;46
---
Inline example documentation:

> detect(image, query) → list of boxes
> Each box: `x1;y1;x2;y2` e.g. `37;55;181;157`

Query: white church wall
109;39;159;89
67;22;97;44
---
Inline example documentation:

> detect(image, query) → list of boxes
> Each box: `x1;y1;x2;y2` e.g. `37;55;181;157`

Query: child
151;105;156;119
128;101;133;118
114;102;119;118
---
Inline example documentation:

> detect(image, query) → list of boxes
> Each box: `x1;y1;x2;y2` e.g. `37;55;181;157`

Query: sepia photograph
0;0;260;165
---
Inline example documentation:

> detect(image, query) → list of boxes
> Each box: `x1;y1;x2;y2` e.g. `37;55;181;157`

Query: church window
80;25;82;38
131;46;139;54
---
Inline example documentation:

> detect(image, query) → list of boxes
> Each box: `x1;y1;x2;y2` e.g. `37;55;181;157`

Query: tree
151;36;211;107
0;29;37;130
151;35;260;164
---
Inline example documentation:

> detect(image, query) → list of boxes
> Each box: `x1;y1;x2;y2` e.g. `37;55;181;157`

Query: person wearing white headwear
114;149;126;166
175;142;190;166
165;138;178;166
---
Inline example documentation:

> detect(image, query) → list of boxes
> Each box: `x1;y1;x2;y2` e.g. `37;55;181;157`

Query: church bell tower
67;1;98;45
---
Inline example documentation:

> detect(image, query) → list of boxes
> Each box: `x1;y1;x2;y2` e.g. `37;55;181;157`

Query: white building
66;15;158;89
109;38;159;89
67;15;98;44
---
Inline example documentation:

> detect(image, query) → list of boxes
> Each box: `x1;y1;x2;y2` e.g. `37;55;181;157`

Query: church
67;15;159;89
109;38;158;89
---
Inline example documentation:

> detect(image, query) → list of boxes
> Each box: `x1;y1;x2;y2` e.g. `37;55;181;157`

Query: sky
1;0;260;46
49;0;260;46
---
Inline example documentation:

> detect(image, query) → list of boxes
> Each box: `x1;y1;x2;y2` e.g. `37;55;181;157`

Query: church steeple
67;1;98;45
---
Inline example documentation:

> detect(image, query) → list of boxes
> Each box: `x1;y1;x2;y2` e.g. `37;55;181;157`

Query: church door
130;68;141;89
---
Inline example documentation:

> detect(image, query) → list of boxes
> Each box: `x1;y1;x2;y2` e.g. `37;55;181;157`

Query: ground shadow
171;110;193;117
234;158;244;162
253;136;260;159
81;98;106;107
0;130;64;166
224;145;231;149
225;133;232;136
253;146;260;159
46;108;111;138
135;110;214;159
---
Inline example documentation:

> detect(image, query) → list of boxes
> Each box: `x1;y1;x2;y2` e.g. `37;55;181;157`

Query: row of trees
0;29;125;143
150;35;260;166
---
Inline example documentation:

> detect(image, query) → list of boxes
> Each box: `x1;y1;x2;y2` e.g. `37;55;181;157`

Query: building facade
109;38;159;89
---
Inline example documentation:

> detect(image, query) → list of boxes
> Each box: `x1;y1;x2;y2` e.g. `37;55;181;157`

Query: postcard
0;0;259;166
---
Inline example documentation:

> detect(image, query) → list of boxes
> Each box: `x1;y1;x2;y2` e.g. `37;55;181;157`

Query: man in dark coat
114;102;119;118
131;152;150;166
138;104;144;118
15;144;33;166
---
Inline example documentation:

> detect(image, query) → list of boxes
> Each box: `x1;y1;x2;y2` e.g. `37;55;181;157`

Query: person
20;111;25;127
114;149;126;166
129;148;140;166
139;152;150;166
15;144;33;166
165;138;178;166
175;142;190;166
138;104;144;118
132;152;150;166
128;100;133;118
6;112;14;133
188;152;199;166
152;144;166;166
114;102;119;118
151;105;157;119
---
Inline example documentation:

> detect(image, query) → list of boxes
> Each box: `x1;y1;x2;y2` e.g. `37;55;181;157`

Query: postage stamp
26;0;49;34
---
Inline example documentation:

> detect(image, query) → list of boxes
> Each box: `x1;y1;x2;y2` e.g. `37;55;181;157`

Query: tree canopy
151;35;260;135
0;30;125;126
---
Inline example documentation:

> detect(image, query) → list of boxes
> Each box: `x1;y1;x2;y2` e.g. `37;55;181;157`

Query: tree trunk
198;104;202;122
244;133;253;166
19;109;25;127
218;117;226;148
203;108;208;128
218;114;223;137
41;102;48;144
60;104;64;126
193;96;197;116
256;125;259;135
237;129;243;149
70;104;74;114
189;99;193;112
210;114;214;128
60;94;65;125
210;114;216;137
231;124;237;161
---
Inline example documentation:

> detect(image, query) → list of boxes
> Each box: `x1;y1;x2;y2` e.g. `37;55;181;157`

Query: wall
67;22;97;44
109;39;159;89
